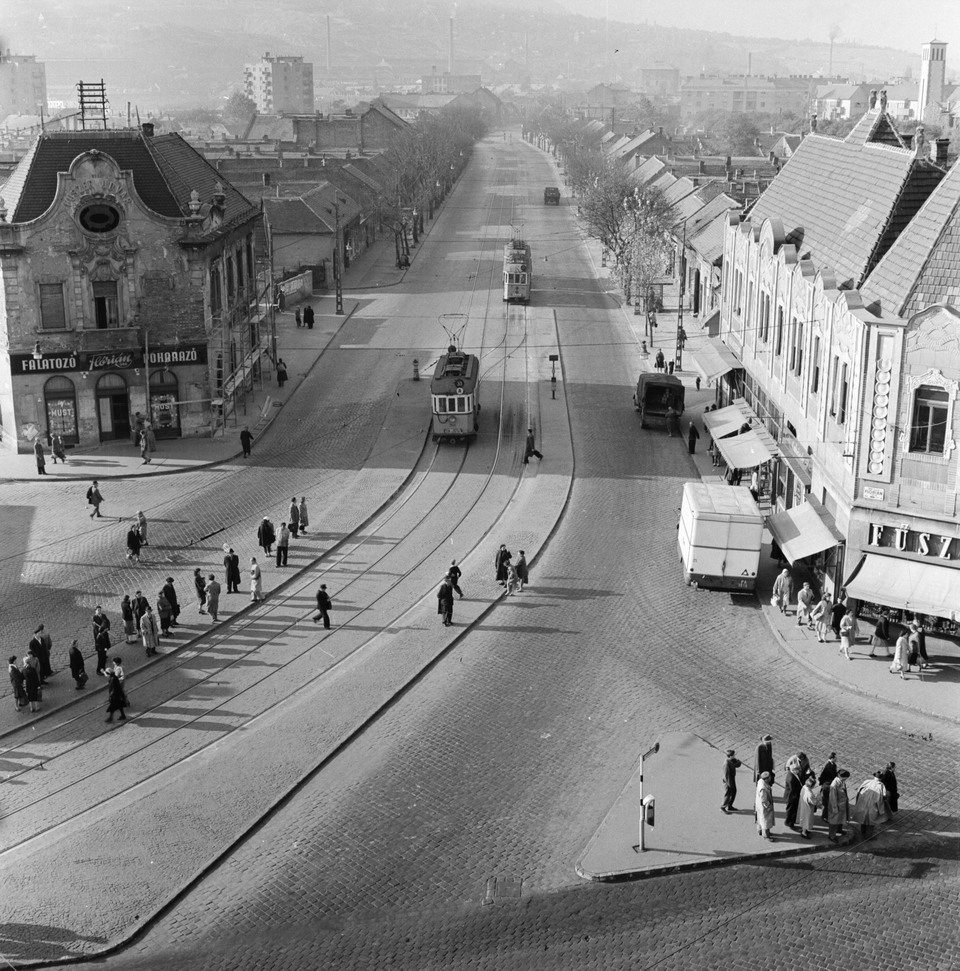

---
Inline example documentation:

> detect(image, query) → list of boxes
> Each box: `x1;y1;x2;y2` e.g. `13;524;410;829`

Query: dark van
543;186;561;205
633;373;685;428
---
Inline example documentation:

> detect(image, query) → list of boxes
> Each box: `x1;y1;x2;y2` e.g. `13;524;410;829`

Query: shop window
44;375;78;444
910;385;949;453
39;283;67;331
93;281;120;328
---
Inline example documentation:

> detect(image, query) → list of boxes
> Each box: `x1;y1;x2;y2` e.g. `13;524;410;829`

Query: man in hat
313;584;332;629
721;749;742;814
29;624;53;682
818;752;839;787
161;577;180;627
826;769;851;842
257;517;275;556
755;771;775;840
772;568;793;614
523;428;543;463
753;734;774;782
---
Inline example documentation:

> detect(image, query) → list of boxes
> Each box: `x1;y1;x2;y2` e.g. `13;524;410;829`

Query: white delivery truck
678;481;763;591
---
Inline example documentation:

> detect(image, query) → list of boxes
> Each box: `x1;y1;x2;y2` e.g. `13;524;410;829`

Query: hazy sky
557;0;959;57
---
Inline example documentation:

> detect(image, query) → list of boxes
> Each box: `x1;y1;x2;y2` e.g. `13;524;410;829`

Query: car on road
543;186;561;205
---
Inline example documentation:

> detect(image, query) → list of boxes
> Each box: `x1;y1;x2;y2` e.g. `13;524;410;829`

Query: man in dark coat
523;428;543;463
9;656;26;712
30;624;53;680
240;427;253;458
126;525;142;564
68;639;88;689
687;421;700;454
132;590;149;630
784;752;813;829
288;497;300;538
194;568;207;613
818;752;839;788
87;480;104;518
303;305;315;329
224;548;241;593
494;544;512;585
448;560;464;599
162;577;180;626
93;606;111;675
257;517;275;555
313;584;332;629
753;734;774;782
721;749;742;813
437;576;454;626
105;661;127;723
878;761;899;813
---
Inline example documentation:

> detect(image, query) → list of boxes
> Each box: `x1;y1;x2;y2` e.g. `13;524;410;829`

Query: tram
503;233;532;303
431;345;480;443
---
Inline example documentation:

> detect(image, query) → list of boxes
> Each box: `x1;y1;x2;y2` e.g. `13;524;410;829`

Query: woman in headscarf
250;556;263;602
797;774;821;839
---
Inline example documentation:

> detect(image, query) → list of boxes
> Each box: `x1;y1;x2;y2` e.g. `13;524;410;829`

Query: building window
775;306;784;356
838;363;848;424
829;356;839;416
211;264;222;316
39;283;67;330
910;385;949;453
811;336;820;393
93;281;120;328
760;294;770;343
790;317;804;375
236;246;244;290
226;257;235;301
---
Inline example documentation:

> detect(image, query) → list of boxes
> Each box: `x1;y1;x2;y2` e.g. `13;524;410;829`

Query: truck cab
543;186;561;205
633;372;685;428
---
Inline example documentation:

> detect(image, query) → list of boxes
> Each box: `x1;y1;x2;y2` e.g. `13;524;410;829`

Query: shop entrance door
96;372;132;441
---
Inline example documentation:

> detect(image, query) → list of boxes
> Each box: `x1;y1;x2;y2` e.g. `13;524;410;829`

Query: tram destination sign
12;344;208;374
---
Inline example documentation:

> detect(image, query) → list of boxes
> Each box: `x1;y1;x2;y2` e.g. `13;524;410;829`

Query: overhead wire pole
334;193;344;315
675;219;687;373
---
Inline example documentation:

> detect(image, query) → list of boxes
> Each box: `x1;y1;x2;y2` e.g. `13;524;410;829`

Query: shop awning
703;399;756;439
689;336;740;385
713;428;780;469
766;500;844;565
845;553;960;622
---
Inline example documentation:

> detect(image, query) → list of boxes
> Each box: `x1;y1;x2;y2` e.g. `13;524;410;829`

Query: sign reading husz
12;345;208;374
869;522;960;560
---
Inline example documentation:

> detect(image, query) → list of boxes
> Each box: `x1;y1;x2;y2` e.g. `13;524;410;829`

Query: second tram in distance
431;345;480;443
503;233;532;303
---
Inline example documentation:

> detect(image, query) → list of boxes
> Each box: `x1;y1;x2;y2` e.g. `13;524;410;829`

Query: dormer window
79;203;121;234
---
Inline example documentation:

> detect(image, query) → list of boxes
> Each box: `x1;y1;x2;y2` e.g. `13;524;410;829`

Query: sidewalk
0;234;408;483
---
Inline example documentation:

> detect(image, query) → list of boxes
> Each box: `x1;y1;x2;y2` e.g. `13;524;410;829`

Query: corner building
720;107;960;632
0;125;264;452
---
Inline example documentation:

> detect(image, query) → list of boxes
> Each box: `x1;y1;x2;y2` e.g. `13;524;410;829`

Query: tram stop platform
577;732;867;882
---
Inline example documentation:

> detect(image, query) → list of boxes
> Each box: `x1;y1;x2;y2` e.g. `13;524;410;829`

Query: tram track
0;140;539;860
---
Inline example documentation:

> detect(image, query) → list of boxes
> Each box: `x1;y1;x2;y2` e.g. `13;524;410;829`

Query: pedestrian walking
753;734;774;782
140;604;160;656
796;582;815;627
655;349;665;371
448;560;464;598
29;623;53;680
784;752;812;830
87;479;104;518
120;594;136;643
721;749;742;813
51;433;66;464
34;439;47;475
194;567;207;613
224;547;241;593
126;524;142;564
22;656;41;713
9;655;26;712
132;412;145;447
205;575;221;622
104;661;127;723
250;557;263;602
313;584;332;628
755;772;775;840
908;623;928;669
277;359;288;388
162;577;180;627
878;762;899;813
137;510;149;545
93;606;111;675
156;590;174;636
797;774;821;839
709;439;721;467
276;523;290;566
839;610;856;660
826;770;851;842
811;592;833;642
257;517;275;555
304;305;314;329
515;550;528;590
818;752;839;787
145;422;157;453
68;639;88;689
890;628;910;678
771;568;793;614
139;428;151;464
295;308;302;328
437;575;454;625
240;426;253;458
831;596;847;641
869;610;891;657
851;772;892;838
298;497;309;533
495;544;512;585
132;590;149;631
687;420;700;454
288;497;300;537
523;427;543;463
506;563;520;595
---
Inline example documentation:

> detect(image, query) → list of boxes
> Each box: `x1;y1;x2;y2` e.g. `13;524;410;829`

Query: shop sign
12;343;208;374
862;486;885;501
869;522;960;560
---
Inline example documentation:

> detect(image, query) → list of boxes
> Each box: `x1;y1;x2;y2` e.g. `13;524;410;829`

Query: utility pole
334;194;344;315
675;220;687;373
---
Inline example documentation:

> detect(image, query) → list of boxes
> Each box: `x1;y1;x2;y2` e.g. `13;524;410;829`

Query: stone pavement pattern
15;134;960;971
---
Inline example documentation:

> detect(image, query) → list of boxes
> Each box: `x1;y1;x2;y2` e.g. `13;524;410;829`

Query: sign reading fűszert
12;344;208;374
869;522;960;560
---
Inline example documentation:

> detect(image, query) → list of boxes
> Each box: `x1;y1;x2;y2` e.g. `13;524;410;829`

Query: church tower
918;39;947;121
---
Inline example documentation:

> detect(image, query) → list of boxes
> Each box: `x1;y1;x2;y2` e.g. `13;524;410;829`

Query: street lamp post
675;219;689;373
333;193;344;315
637;741;660;853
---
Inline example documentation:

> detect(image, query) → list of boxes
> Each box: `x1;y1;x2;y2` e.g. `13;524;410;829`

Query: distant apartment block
244;53;314;114
0;51;47;117
680;75;816;119
639;67;680;98
421;71;481;95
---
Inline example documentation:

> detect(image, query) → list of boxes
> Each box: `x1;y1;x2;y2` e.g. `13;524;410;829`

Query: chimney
698;160;705;174
769;150;775;162
933;137;951;164
326;16;331;74
449;16;454;74
658;126;663;138
141;121;154;137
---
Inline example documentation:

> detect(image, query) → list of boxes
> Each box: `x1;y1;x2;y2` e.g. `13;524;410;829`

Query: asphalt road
19;134;960;971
